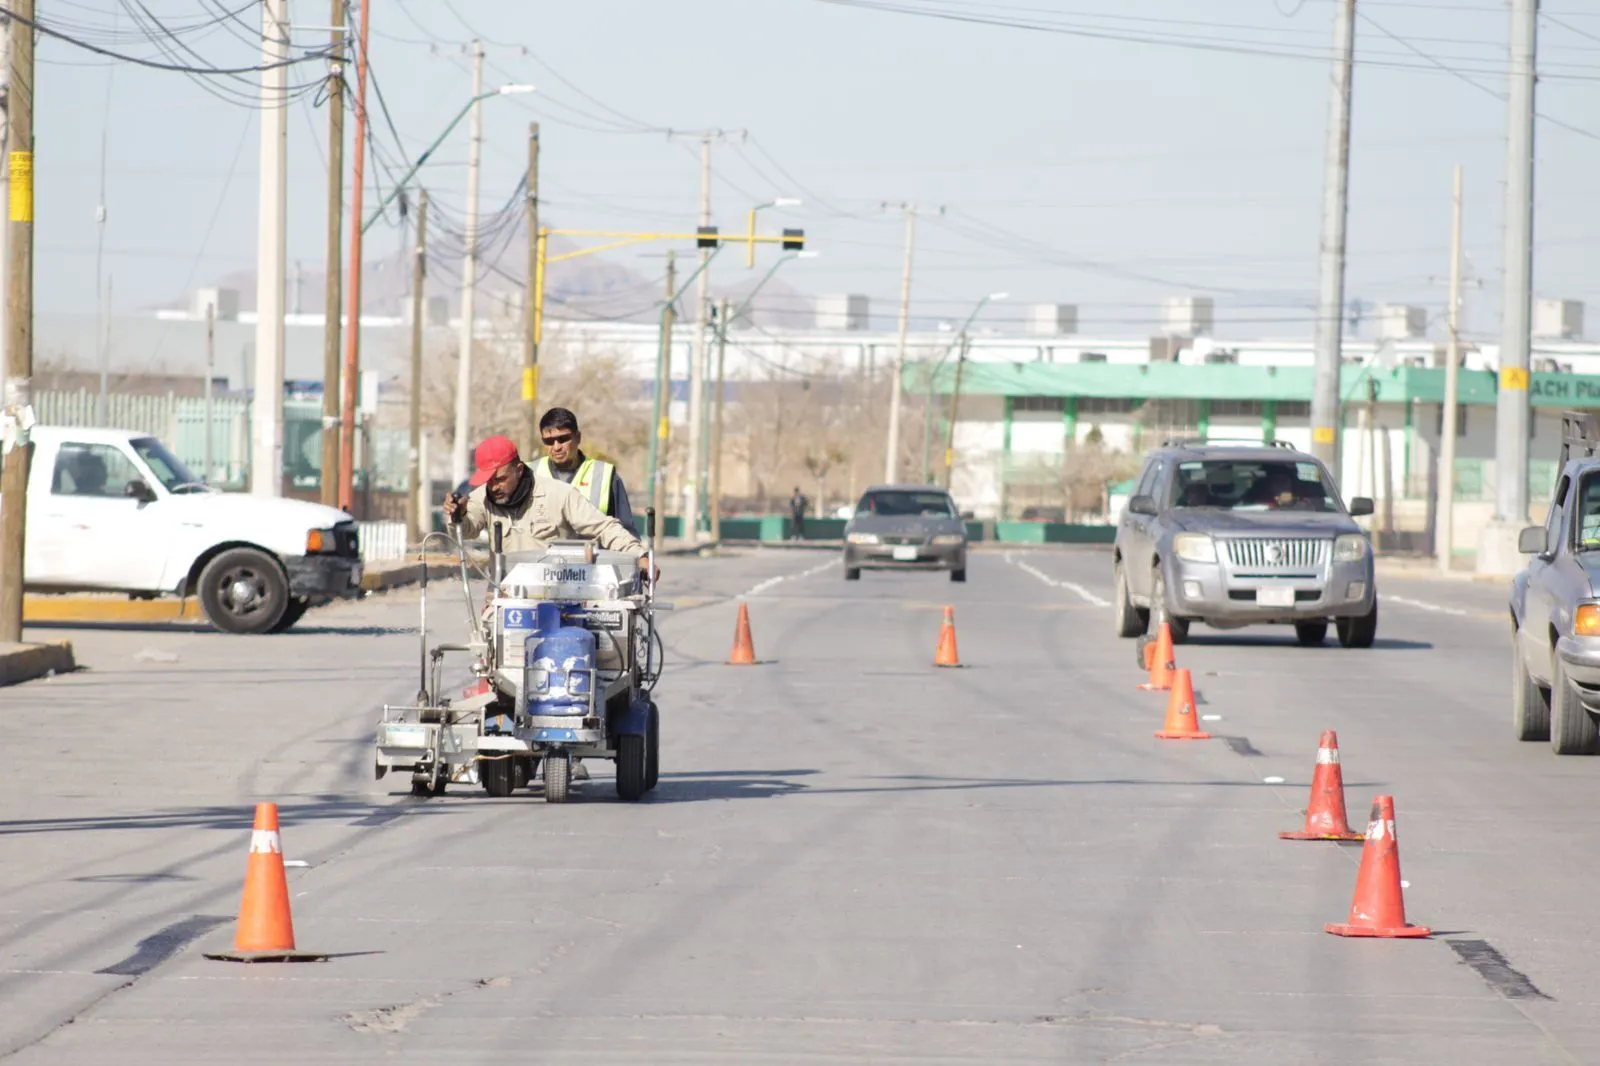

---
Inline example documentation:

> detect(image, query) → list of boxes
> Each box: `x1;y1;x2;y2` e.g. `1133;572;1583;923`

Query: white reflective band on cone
1317;747;1340;765
249;830;282;854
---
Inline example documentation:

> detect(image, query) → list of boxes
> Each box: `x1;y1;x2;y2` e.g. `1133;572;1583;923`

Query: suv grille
1223;537;1327;569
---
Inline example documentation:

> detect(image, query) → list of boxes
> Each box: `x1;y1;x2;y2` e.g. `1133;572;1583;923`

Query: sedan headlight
931;534;965;546
846;532;880;545
1172;533;1217;563
1575;604;1600;636
1334;534;1370;562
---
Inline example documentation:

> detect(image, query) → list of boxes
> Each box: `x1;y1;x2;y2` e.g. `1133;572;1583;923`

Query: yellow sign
521;366;538;402
657;416;669;440
8;152;32;222
1312;426;1336;445
1500;367;1530;391
944;448;954;468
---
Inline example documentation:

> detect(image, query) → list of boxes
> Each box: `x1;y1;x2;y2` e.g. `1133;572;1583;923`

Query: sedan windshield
1171;459;1341;513
130;437;206;494
857;491;956;518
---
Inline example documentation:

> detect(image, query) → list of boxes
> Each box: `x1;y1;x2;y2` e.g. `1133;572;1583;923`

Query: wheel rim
217;565;271;619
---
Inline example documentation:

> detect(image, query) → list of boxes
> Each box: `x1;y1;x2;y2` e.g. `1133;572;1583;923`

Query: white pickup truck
13;426;364;633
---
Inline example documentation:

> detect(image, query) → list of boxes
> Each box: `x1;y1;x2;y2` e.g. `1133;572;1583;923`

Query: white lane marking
1201;714;1223;722
1383;594;1468;617
743;558;835;598
1004;553;1112;608
1263;776;1286;784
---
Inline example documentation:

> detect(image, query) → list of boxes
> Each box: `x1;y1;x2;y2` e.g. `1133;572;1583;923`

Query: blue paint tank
524;608;595;717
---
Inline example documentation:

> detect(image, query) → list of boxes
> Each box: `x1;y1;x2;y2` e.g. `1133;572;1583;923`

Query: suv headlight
931;534;964;546
1173;533;1217;563
846;532;880;545
1334;534;1369;562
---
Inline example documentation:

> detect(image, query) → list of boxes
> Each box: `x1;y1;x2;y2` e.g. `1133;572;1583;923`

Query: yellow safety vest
534;455;614;515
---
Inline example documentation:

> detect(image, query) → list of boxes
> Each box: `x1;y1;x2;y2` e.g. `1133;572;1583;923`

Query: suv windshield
857;490;956;518
1171;459;1341;513
130;437;206;494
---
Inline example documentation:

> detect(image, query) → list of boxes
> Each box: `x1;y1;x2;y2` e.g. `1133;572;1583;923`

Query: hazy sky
28;0;1600;340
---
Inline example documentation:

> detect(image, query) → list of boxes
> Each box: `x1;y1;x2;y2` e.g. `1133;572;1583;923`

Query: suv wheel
1113;563;1144;638
1336;601;1378;649
1512;632;1551;742
1294;622;1328;646
1148;569;1189;644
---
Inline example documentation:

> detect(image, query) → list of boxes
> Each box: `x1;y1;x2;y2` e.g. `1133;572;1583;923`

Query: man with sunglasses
531;408;636;535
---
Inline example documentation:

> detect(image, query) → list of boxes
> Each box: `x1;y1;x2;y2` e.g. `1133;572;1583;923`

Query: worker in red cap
443;435;647;561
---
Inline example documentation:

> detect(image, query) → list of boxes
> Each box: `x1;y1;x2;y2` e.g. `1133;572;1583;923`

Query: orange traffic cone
935;606;962;667
1154;668;1210;739
205;803;326;962
1141;636;1156;671
1325;795;1431;939
1138;623;1175;691
1280;731;1364;841
728;601;757;665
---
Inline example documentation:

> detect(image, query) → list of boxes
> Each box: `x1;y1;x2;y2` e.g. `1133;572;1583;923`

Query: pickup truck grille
333;522;360;558
1223;537;1327;569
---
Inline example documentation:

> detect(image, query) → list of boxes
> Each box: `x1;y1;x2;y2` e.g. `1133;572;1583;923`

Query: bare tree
1058;424;1140;520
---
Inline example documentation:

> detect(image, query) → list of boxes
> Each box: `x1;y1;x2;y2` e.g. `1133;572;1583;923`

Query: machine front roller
545;752;572;803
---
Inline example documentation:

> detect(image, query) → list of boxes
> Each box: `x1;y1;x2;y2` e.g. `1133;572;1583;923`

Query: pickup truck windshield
130;437;206;494
857;491;956;518
1171;459;1341;513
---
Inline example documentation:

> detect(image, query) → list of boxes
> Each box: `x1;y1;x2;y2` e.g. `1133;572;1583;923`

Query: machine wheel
1550;659;1599;755
197;547;289;635
1113;563;1144;638
268;598;310;633
950;568;967;583
1148;570;1189;644
1513;635;1551;742
1336;602;1378;648
544;753;572;803
616;735;648;801
410;776;432;798
480;756;525;798
645;703;660;791
1295;622;1328;646
845;567;861;581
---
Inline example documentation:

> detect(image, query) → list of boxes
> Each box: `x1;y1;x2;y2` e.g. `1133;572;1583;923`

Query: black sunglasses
541;432;575;446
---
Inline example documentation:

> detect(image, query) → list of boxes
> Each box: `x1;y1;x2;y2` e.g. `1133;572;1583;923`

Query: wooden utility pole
339;0;373;512
320;0;346;507
408;191;428;544
651;251;676;531
942;335;969;490
0;0;35;643
710;298;729;543
522;122;540;455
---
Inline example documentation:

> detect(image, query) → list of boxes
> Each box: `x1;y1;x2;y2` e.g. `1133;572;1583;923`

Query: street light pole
450;41;485;489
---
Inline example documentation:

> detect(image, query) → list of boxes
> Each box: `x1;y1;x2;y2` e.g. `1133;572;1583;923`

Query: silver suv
1111;440;1379;648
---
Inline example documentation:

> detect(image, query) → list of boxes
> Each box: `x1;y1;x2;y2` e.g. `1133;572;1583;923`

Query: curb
24;595;205;623
0;640;76;686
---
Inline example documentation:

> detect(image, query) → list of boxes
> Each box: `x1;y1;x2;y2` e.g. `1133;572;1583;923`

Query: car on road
12;426;363;634
1111;439;1378;648
1511;411;1600;755
843;484;968;582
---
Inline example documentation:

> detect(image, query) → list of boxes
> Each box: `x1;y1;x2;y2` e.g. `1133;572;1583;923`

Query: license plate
349;566;363;587
1256;587;1295;607
892;546;919;561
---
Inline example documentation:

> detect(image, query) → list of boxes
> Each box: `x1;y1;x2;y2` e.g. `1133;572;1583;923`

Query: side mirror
960;510;975;520
1348;496;1375;517
1127;494;1158;517
125;479;156;504
1519;525;1551;556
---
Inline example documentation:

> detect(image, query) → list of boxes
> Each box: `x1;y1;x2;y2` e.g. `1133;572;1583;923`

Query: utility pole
683;132;714;542
450;41;485;487
1310;0;1356;482
0;0;34;643
884;204;918;484
338;0;372;512
522;122;540;455
251;0;290;498
651;251;676;531
711;297;730;543
943;334;969;490
408;191;428;544
1485;0;1537;573
1438;164;1463;573
320;0;345;508
205;301;215;483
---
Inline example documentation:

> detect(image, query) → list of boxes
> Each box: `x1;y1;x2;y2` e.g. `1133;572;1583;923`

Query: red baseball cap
468;435;520;487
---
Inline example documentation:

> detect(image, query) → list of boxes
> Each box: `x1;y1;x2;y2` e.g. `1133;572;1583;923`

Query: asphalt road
1;546;1594;1064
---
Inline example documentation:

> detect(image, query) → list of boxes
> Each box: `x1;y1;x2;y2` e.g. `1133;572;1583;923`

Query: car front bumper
1163;554;1375;624
285;553;364;600
1556;637;1600;710
844;543;966;571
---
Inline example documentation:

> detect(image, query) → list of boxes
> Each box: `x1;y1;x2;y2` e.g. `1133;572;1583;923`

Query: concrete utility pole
205;301;216;483
522;122;540;456
683;132;714;541
652;251;676;530
883;204;918;484
1483;0;1538;574
451;41;485;488
1310;0;1356;481
0;0;33;643
320;0;345;508
1438;164;1463;573
338;0;371;512
711;297;730;543
251;0;290;498
408;191;428;543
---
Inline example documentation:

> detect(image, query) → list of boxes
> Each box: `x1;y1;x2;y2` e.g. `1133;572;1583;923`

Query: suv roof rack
1160;437;1300;451
1560;409;1600;468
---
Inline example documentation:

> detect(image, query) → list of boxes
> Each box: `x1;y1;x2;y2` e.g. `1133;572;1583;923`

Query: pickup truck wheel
268;598;309;634
1512;636;1551;741
1550;659;1599;755
198;548;289;635
1113;564;1144;638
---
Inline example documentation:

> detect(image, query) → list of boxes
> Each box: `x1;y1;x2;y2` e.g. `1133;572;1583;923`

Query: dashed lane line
741;558;836;599
1004;553;1112;608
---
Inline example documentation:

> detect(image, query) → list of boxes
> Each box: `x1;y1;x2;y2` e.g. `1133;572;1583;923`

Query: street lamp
746;198;802;267
362;84;536;234
921;292;1007;483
